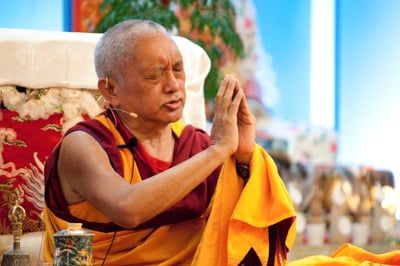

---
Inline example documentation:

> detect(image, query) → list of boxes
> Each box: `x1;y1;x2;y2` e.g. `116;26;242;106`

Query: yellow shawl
193;145;297;266
288;243;400;265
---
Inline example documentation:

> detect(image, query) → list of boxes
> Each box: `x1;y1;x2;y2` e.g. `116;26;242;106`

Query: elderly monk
43;19;296;265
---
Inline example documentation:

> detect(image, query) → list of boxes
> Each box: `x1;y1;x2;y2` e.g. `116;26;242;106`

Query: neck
115;111;175;161
139;129;175;162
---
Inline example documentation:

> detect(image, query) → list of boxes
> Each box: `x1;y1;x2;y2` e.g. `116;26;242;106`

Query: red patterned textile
0;109;63;234
72;0;102;32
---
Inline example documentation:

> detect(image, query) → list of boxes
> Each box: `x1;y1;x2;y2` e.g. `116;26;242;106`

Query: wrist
208;144;231;164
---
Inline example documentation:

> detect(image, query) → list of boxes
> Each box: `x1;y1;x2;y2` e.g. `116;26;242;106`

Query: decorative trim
1;86;104;132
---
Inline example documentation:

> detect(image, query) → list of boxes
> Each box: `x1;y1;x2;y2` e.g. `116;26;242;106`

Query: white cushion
0;28;210;129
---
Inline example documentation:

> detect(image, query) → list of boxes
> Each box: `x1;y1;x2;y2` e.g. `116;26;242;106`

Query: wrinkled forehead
131;33;180;56
127;34;183;66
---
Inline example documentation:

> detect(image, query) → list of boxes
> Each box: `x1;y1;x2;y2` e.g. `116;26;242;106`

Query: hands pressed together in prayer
210;74;257;164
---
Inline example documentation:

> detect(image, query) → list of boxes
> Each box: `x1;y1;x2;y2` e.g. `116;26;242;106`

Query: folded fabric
193;145;297;266
288;243;400;266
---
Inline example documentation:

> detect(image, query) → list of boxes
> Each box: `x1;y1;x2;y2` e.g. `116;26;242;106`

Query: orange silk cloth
288;243;400;265
193;146;297;266
43;118;297;265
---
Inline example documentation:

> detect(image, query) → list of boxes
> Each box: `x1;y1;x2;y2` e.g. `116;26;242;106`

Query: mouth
164;98;182;111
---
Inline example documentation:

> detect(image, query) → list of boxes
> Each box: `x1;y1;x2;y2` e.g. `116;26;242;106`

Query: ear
98;77;119;105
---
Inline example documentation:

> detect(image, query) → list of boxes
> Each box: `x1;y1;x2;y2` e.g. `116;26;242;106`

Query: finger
232;81;253;116
232;77;242;93
214;75;231;110
216;75;235;112
239;88;250;111
222;78;236;109
228;88;243;116
215;76;230;101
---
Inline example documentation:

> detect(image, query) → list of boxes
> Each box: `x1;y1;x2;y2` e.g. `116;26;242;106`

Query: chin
170;115;182;122
168;112;183;123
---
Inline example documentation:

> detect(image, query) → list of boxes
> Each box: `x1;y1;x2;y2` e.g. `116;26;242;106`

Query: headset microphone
109;107;138;118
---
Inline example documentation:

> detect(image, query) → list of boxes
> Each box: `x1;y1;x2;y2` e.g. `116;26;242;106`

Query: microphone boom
109;108;138;118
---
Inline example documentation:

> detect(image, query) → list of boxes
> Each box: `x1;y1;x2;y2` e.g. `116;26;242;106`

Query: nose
164;70;181;92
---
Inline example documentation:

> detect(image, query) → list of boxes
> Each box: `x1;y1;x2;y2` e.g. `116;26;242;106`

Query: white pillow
0;28;210;129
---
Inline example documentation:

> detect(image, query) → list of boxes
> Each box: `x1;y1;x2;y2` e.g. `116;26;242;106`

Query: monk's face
117;33;186;125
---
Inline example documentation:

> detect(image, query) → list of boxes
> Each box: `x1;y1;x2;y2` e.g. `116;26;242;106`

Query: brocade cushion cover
0;109;63;234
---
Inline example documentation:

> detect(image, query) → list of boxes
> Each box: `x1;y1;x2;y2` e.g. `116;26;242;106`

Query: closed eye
144;68;162;81
173;60;184;72
145;75;160;80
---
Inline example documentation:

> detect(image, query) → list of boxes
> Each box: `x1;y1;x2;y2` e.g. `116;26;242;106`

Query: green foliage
94;0;244;100
95;0;180;32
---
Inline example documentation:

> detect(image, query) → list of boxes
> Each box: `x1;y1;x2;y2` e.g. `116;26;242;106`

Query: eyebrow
171;60;184;70
147;59;183;72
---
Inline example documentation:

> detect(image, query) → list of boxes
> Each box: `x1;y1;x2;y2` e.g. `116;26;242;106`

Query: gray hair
94;19;168;84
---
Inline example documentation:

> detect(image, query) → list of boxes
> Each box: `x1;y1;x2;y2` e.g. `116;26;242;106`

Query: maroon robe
44;111;220;232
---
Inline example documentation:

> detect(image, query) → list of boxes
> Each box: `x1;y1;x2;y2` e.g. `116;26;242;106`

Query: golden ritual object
1;197;30;266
